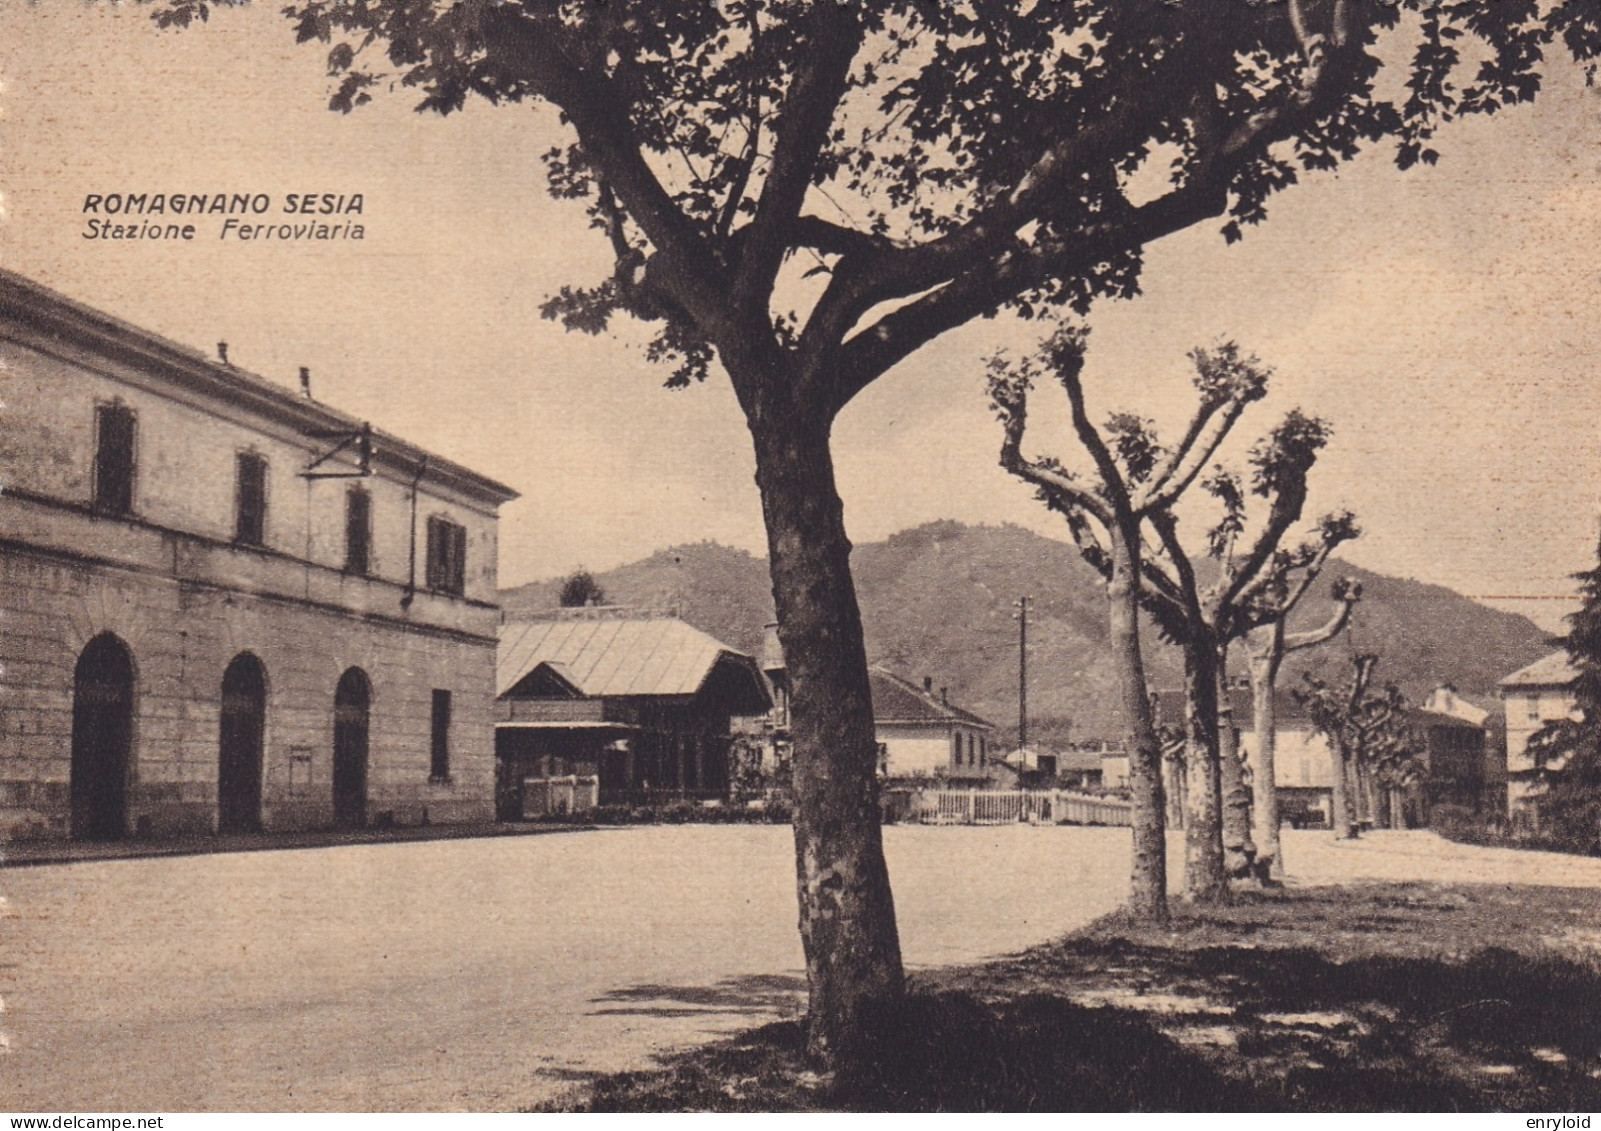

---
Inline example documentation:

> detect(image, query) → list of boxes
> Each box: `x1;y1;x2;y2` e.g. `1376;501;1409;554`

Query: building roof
1056;748;1105;773
1406;707;1487;732
870;667;997;730
1153;687;1311;731
1500;651;1581;690
0;268;519;507
1421;686;1491;725
497;610;770;712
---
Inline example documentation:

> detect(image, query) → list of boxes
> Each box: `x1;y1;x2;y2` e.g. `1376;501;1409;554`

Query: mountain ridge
500;521;1554;741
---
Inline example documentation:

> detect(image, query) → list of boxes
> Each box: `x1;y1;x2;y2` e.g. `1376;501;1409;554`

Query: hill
500;521;1554;741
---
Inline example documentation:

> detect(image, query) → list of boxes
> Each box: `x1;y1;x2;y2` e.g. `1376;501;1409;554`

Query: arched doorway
333;667;370;829
71;633;135;841
218;653;266;834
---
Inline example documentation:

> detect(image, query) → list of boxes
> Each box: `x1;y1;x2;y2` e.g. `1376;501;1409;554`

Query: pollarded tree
1137;409;1359;893
1241;576;1361;880
1296;653;1414;839
155;0;1601;1071
991;331;1270;915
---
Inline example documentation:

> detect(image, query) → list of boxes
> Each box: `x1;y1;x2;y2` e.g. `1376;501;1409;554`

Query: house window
425;516;467;595
93;403;136;516
235;453;268;545
978;736;986;766
345;486;371;575
430;689;452;781
1527;695;1542;724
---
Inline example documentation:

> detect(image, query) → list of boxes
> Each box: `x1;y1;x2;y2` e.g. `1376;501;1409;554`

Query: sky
1;3;1598;632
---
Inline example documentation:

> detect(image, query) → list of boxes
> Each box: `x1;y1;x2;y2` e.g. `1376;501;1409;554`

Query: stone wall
0;541;496;841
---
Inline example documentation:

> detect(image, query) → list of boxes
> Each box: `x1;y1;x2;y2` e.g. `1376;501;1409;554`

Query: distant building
988;745;1114;790
998;745;1060;778
1499;651;1581;819
730;622;792;779
0;269;518;841
1157;684;1490;829
1405;700;1492;821
495;609;771;815
870;668;997;781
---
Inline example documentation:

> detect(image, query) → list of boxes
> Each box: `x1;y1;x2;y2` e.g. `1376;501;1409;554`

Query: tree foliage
1527;538;1601;850
558;567;607;607
156;0;1601;402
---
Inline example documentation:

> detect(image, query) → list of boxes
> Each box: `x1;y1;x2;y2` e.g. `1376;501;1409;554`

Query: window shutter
451;521;467;594
94;405;136;515
235;454;267;545
345;488;371;574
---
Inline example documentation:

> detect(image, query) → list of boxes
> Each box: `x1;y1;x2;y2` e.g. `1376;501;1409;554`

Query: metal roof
498;613;767;703
1500;651;1581;690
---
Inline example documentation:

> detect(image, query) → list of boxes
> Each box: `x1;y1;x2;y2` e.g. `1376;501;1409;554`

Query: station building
0;270;518;840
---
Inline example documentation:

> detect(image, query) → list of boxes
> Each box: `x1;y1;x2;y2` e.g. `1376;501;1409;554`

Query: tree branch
1284;582;1361;654
731;6;863;320
994;369;1116;529
1136;395;1253;513
478;6;736;341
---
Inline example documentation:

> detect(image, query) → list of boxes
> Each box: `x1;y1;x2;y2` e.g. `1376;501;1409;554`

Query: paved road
0;824;1134;1111
7;825;1601;1111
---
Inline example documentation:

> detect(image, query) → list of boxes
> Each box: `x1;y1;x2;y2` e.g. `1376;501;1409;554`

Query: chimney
923;676;933;693
299;367;313;398
216;342;229;365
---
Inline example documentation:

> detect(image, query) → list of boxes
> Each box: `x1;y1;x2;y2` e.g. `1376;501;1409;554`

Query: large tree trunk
1108;535;1169;924
1217;660;1256;882
1245;638;1286;880
1181;634;1226;901
752;416;904;1069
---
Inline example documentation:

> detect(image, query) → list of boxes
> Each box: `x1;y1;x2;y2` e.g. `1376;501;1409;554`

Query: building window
1527;695;1542;724
93;403;136;516
425;516;466;595
345;486;371;575
430;689;452;781
235;453;267;546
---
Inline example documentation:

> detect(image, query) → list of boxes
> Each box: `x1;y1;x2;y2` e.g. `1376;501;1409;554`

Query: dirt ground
556;848;1601;1112
8;826;1601;1111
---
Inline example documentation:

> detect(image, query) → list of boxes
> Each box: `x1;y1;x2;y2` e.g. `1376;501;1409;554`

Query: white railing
909;788;1132;828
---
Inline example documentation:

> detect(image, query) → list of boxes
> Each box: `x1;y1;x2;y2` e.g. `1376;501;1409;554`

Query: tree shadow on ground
550;884;1601;1112
589;974;807;1019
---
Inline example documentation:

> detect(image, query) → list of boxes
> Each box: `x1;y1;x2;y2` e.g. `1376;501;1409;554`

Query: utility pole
1014;595;1030;753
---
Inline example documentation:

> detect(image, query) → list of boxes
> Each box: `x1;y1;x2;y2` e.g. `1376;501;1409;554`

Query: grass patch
541;882;1601;1111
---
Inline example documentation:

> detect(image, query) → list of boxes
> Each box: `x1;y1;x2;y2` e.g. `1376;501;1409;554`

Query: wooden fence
908;788;1132;828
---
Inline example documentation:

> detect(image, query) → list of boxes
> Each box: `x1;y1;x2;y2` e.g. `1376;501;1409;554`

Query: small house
495;609;771;816
870;668;997;782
